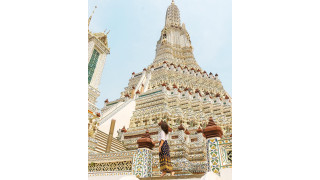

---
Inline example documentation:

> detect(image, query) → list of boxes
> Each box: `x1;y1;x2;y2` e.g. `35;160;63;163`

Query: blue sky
88;0;232;108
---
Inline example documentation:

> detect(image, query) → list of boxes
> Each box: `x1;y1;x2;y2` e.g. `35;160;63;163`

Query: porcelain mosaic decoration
132;148;153;178
206;138;221;174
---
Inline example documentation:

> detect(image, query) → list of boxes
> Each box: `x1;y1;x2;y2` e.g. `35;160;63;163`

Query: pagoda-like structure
92;1;232;177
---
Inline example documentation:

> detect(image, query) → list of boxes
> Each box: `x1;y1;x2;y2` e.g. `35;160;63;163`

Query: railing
88;150;136;175
88;150;136;162
189;161;208;173
101;101;121;115
88;101;99;113
100;99;134;125
88;161;132;172
125;124;159;134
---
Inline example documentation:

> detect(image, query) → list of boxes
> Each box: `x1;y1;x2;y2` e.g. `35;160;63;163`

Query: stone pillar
203;117;223;174
106;119;116;152
132;130;155;178
131;86;135;99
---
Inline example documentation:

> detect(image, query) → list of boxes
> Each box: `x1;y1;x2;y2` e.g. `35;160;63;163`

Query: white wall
98;100;136;137
220;168;232;180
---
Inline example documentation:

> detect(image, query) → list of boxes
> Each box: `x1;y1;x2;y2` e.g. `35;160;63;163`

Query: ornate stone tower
93;1;232;176
88;17;110;106
100;0;231;137
88;6;110;142
121;1;231;131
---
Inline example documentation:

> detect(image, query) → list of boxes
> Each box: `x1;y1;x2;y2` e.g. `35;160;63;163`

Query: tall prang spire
165;0;180;27
88;6;97;28
151;0;201;70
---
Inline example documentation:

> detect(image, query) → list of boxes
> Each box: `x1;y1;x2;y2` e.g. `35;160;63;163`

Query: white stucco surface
99;100;136;137
220;168;232;180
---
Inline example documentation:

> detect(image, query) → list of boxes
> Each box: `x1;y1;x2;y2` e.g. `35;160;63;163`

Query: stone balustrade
88;150;137;177
88;150;136;163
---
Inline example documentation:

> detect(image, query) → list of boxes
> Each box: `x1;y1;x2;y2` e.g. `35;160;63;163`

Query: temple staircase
94;129;126;153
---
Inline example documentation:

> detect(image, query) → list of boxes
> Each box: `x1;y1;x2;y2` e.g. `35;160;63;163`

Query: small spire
197;126;203;133
88;6;97;28
104;28;110;35
121;126;127;133
172;0;175;4
178;123;185;131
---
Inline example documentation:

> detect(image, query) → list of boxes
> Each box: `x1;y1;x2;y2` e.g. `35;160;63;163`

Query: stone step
94;149;105;153
94;130;127;152
96;144;106;149
96;140;107;145
97;142;107;147
95;135;107;141
140;174;203;180
96;145;106;150
97;134;108;139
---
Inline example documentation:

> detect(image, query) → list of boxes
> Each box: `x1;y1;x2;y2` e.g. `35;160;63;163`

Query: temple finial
104;27;110;35
104;29;110;35
103;29;110;35
172;0;174;4
88;6;97;28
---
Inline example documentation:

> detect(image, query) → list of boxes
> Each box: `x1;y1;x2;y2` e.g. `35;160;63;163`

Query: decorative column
185;128;190;143
140;84;144;93
203;117;223;174
106;119;116;152
131;86;135;99
132;130;155;178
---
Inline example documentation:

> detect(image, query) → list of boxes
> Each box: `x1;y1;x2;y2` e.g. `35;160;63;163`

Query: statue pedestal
206;137;221;174
203;117;223;174
132;148;153;178
132;130;154;178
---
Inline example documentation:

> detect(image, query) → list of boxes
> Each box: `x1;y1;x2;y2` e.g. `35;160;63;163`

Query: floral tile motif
132;148;153;178
206;138;221;174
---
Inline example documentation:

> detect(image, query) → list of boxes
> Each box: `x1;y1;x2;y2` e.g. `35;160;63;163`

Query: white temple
88;1;232;179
